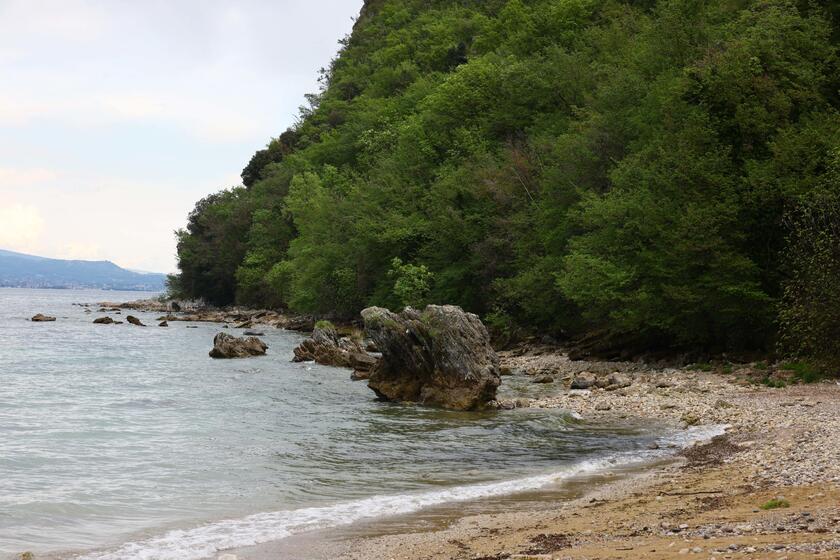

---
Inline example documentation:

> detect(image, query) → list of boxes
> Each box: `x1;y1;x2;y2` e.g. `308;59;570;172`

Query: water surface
0;288;708;560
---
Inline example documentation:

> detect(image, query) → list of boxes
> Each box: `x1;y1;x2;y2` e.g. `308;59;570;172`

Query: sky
0;0;362;273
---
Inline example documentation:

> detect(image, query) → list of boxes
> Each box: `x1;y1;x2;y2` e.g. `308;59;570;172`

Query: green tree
388;257;434;308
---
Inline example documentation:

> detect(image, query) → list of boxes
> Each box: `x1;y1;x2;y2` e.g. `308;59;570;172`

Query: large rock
126;315;145;326
209;332;268;359
570;372;596;389
31;314;56;322
293;326;378;374
361;305;501;410
93;317;115;325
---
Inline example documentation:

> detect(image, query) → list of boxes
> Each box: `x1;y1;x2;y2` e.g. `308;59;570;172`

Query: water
0;288;722;560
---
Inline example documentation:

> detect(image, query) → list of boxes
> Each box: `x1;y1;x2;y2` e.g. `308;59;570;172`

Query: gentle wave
75;424;726;560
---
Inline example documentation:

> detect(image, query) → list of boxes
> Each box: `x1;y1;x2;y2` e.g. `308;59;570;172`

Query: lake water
0;288;720;560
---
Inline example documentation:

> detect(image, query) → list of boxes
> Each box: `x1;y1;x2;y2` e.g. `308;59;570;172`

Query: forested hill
0;249;166;291
174;0;840;365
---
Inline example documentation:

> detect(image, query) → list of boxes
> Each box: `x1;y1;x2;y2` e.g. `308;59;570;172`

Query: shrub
388;257;433;309
779;361;825;384
760;498;790;510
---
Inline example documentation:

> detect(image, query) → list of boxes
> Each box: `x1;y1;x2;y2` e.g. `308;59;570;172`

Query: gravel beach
231;347;840;560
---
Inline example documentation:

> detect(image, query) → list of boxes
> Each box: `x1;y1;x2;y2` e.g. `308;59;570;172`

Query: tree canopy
174;0;840;359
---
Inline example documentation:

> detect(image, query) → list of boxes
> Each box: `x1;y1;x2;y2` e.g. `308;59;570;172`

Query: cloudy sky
0;0;362;272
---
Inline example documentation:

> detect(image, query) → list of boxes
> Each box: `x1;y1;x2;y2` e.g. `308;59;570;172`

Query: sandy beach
231;348;840;560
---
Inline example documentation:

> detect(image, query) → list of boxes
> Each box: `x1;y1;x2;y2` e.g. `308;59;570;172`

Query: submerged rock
158;321;169;327
31;314;56;322
292;326;377;374
209;332;268;359
361;305;501;410
126;315;145;326
93;317;115;325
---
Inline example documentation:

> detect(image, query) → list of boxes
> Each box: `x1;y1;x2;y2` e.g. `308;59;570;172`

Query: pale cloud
61;242;104;261
0;0;363;272
101;93;260;143
0;203;45;251
0;0;108;41
0;166;58;185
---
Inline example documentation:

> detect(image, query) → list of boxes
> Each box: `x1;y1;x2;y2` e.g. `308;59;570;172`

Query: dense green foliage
778;152;840;371
175;0;840;358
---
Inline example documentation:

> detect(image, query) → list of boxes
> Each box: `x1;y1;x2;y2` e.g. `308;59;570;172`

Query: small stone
681;412;701;426
31;314;56;322
209;332;268;359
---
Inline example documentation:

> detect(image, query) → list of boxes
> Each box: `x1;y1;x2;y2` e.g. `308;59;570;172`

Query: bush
779;361;825;384
388;257;433;309
760;498;790;510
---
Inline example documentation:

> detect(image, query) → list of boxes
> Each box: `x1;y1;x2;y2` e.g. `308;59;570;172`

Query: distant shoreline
0;286;163;292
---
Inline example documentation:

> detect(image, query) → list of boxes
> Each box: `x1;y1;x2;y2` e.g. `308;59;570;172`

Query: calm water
0;288;718;560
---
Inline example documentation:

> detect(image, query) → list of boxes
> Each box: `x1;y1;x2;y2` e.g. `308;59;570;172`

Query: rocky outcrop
282;315;316;332
209;332;268;359
31;314;56;322
361;305;501;410
93;317;115;325
292;326;378;376
126;315;145;326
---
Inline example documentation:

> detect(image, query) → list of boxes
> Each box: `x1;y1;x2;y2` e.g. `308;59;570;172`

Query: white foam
75;424;726;560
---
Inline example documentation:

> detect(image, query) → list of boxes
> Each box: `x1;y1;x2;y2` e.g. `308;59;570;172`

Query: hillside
0;249;166;291
173;0;840;367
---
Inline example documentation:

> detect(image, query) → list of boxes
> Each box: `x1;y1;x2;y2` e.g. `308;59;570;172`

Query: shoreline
229;349;840;560
85;300;840;559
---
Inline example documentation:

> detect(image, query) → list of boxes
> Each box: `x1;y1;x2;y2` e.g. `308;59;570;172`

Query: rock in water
93;317;115;325
292;326;378;374
158;321;169;327
31;314;56;322
209;332;268;359
361;305;501;410
126;315;145;326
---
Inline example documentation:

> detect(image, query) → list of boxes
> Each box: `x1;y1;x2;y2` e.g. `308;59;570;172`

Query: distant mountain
0;249;166;291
